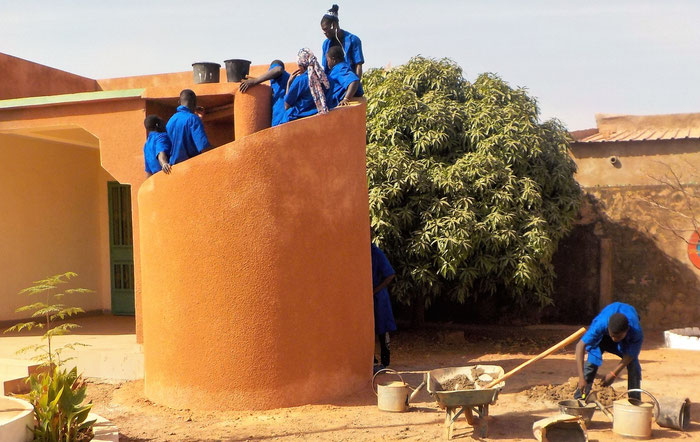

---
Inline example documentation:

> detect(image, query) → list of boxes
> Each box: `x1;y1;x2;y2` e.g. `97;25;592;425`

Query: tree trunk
410;295;426;328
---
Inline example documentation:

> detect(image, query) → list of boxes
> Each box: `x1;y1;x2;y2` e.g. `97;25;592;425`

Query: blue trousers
578;335;642;400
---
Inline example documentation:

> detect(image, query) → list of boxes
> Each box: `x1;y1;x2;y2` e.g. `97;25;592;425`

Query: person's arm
351;36;364;78
575;340;588;391
157;151;171;174
602;355;634;386
190;117;211;152
339;80;359;106
240;65;284;93
373;274;395;295
284;71;301;110
354;63;363;78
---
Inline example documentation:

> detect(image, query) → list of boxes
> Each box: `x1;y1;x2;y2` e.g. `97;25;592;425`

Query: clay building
551;113;700;328
0;52;372;410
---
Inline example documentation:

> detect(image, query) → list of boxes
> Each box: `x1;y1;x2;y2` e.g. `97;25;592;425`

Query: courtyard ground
83;324;699;441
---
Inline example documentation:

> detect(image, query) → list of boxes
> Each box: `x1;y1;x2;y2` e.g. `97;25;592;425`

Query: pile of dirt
521;377;617;406
437;374;476;391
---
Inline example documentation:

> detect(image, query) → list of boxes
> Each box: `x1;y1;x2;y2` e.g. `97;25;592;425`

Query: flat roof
0;88;144;110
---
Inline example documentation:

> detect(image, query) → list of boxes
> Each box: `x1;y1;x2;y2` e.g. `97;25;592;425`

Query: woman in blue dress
283;48;330;123
320;4;364;77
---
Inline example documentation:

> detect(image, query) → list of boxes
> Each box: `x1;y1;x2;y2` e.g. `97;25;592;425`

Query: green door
108;182;135;315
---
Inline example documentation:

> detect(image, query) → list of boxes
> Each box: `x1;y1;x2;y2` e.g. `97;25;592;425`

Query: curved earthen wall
138;103;373;410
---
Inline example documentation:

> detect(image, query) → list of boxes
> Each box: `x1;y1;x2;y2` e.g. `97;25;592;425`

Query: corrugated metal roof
575;112;700;143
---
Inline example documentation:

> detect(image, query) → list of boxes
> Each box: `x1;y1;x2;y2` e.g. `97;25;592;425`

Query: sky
2;0;699;130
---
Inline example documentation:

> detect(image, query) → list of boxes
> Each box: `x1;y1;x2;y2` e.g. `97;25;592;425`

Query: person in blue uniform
283;48;330;123
575;302;644;400
239;60;291;127
326;46;363;108
166;89;211;165
321;4;364;77
142;115;172;176
371;243;397;369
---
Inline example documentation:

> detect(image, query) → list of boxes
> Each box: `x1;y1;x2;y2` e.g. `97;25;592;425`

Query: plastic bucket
192;62;221;84
224;59;251;82
655;397;691;431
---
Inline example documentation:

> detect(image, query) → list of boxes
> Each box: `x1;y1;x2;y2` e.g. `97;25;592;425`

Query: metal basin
558;399;596;424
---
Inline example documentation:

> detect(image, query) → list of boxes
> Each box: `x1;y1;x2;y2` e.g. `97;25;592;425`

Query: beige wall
570;138;700;328
571;139;700;187
0;134;114;320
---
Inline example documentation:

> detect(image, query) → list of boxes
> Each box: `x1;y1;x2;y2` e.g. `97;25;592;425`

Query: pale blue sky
2;0;699;129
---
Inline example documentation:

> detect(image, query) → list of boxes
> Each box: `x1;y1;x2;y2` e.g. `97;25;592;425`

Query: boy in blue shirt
166;89;211;165
575;302;644;400
371;243;397;369
142;115;172;176
239;60;291;127
326;46;363;108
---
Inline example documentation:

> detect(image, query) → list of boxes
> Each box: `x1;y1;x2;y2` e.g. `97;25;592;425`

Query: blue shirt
327;61;363;108
371;244;397;335
143;131;172;175
283;72;326;123
582;302;644;366
269;62;291;127
322;30;364;74
166;105;210;165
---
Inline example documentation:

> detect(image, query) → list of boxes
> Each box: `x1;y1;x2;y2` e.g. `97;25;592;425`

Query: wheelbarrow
427;365;505;439
427;328;588;439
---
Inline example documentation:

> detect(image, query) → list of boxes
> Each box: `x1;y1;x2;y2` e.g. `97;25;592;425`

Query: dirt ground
86;325;700;441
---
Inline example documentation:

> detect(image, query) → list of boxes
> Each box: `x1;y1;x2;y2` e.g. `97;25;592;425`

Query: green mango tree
364;57;581;324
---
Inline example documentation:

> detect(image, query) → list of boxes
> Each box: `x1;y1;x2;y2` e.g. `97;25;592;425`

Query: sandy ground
85;325;700;441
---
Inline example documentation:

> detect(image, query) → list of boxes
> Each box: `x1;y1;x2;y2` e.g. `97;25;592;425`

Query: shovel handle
483;327;587;389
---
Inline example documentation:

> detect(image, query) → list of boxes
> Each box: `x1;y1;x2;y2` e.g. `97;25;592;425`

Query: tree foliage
365;56;581;311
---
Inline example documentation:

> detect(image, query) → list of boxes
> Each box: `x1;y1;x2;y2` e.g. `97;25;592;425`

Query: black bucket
224;59;251;82
192;62;221;84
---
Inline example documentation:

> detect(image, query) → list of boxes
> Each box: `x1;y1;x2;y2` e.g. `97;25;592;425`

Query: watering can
372;368;426;412
592;388;690;437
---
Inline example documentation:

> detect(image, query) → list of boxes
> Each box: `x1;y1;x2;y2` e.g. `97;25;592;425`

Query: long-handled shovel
483;327;587;389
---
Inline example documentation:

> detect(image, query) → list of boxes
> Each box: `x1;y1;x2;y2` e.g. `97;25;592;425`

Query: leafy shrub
27;366;95;442
364;57;581;318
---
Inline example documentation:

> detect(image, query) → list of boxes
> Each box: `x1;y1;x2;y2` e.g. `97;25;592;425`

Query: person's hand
574;378;591;399
577;377;588;390
339;98;351;106
161;162;171;175
602;371;617;387
195;106;206;118
239;77;257;93
287;69;301;89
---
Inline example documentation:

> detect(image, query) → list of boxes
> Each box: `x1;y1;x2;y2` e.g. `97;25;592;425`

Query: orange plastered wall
138;103;372;410
0;134;113;318
0;53;98;99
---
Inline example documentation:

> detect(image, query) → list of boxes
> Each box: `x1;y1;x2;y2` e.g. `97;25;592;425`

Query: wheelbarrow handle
372;368;405;396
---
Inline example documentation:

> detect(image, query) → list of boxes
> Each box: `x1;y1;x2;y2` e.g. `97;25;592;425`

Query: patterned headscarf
297;48;329;114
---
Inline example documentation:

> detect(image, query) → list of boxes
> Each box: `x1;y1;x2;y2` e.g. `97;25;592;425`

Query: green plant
364;57;581;322
4;272;95;441
5;272;93;367
28;366;95;442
